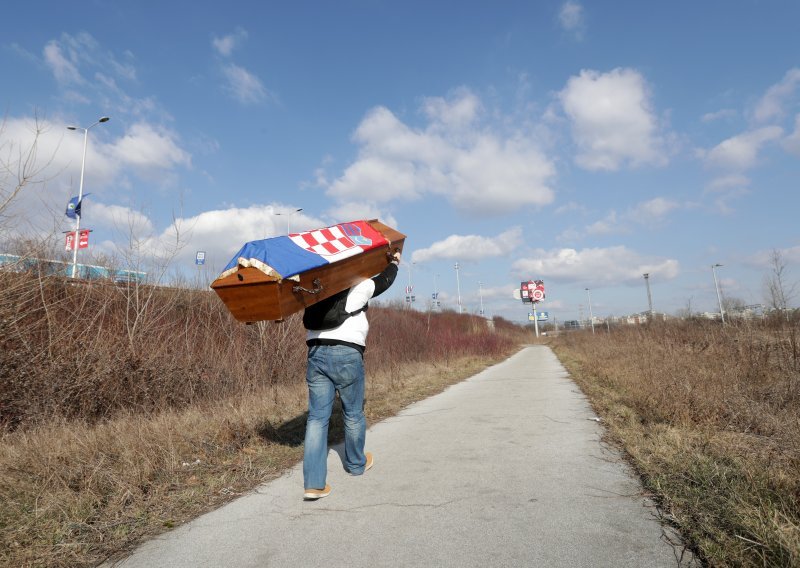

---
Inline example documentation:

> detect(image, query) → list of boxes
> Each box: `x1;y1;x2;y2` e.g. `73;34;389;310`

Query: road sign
195;251;206;265
528;311;549;322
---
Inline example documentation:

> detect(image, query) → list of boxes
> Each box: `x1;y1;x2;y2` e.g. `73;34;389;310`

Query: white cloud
558;2;585;38
558;68;668;171
221;63;268;104
580;197;680;238
411;227;522;263
705;174;750;192
784;114;800;156
90;202;155;235
324;202;398;230
512;246;679;285
43;40;83;85
748;245;800;268
701;109;737;123
212;28;248;57
753;68;800;123
585;211;622;235
703;126;783;171
421;89;482;130
42;32;137;89
554;201;586;215
109;123;191;172
327;92;556;215
628;197;679;219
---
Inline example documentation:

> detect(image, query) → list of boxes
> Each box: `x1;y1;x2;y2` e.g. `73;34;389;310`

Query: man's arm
371;251;401;298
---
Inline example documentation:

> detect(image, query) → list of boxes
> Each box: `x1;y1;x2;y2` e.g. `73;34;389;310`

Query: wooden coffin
211;219;405;323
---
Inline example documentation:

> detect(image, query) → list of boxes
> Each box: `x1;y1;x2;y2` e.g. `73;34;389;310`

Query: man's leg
303;346;335;490
329;345;367;474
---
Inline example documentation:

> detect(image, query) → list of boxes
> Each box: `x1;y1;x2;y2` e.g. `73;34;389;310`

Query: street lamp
275;207;303;234
712;263;725;324
406;261;416;309
643;273;654;321
66;116;110;278
454;262;462;314
585;287;595;334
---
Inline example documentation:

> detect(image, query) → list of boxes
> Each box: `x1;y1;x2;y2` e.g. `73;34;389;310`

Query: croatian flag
220;221;388;280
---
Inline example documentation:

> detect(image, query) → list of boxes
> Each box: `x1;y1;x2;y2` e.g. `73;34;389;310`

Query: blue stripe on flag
222;236;331;279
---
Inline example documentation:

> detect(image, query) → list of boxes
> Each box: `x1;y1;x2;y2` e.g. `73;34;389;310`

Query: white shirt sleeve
345;278;376;312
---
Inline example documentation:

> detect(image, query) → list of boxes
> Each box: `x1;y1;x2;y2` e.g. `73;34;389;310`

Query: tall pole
455;262;462;314
478;281;484;316
67;116;110;278
643;273;654;321
433;273;439;311
275;207;303;235
406;262;415;309
712;263;725;324
586;287;595;334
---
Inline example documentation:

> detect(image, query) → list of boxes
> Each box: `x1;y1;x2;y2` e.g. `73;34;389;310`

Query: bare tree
764;248;797;314
0;114;56;225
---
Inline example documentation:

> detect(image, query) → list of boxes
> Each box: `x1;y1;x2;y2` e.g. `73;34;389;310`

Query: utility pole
585;288;595;334
712;263;725;324
643;273;654;321
454;262;462;314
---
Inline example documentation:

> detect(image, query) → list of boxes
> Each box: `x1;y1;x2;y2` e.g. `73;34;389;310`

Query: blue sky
2;0;799;323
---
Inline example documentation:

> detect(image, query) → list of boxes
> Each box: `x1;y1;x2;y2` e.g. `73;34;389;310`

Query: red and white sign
64;229;90;251
520;280;546;303
531;280;545;302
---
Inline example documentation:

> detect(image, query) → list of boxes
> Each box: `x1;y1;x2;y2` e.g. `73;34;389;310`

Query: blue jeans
303;344;367;490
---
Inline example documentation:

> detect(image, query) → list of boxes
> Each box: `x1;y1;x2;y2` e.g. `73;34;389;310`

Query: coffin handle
292;278;324;295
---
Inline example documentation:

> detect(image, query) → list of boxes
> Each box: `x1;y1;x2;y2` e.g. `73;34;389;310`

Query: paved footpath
110;346;695;568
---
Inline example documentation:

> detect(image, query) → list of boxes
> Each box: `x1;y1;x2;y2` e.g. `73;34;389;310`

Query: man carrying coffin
300;251;401;500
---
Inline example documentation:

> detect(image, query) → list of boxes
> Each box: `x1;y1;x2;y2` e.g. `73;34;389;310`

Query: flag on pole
66;196;81;219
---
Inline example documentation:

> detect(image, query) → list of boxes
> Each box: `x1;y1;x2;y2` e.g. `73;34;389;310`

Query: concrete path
110;346;693;567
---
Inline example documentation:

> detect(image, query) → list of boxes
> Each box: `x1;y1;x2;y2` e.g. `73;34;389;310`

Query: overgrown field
551;318;800;567
0;270;529;567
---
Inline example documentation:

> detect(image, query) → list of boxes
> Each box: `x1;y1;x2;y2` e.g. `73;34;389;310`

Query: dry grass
0;268;528;567
551;318;800;567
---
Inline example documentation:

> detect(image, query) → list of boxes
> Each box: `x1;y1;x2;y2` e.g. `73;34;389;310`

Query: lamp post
406;261;416;309
454;262;462;314
275;207;303;234
478;281;484;316
585;287;595;334
712;263;725;324
66;116;110;278
643;273;654;321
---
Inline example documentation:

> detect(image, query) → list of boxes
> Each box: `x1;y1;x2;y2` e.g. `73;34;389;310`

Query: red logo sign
65;230;91;250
